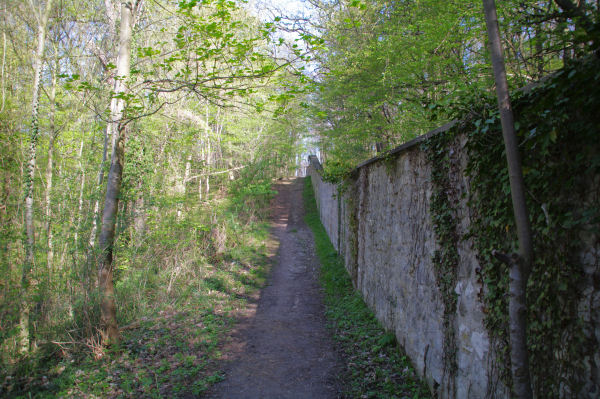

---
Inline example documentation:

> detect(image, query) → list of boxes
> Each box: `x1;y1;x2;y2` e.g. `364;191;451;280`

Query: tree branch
184;166;246;183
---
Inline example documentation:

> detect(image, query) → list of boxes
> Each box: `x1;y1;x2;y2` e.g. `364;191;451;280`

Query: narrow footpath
209;178;343;399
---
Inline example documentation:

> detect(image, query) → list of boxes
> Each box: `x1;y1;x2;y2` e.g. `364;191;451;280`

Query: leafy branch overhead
0;0;309;392
62;0;308;120
0;0;598;397
308;0;599;172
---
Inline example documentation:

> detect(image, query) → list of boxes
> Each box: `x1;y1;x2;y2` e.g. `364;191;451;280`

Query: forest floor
208;177;344;398
5;177;429;398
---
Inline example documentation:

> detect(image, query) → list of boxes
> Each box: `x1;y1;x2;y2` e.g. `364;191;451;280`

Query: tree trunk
482;1;534;398
205;146;210;195
98;127;125;345
45;54;58;275
1;25;6;112
19;0;52;354
133;180;145;241
205;102;211;197
88;0;126;256
88;124;109;251
97;0;138;345
75;139;85;256
199;131;204;201
184;154;192;195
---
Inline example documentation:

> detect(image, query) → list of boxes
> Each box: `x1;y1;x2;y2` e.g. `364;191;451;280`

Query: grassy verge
4;198;274;398
303;177;431;399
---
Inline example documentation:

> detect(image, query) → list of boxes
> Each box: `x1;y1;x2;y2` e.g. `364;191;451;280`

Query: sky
249;0;316;25
247;0;321;75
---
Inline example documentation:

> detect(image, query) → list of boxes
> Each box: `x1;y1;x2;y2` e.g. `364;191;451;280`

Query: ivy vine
346;191;359;283
423;130;460;393
462;57;600;397
321;57;599;398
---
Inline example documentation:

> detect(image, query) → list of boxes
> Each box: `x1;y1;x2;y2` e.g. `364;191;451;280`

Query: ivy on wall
345;187;360;284
320;56;598;397
423;130;460;394
461;57;600;397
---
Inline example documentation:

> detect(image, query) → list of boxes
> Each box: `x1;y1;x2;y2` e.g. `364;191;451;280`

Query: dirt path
208;178;343;398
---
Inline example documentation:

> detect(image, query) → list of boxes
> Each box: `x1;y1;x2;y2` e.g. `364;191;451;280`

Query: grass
303;177;432;399
3;199;274;398
3;178;430;398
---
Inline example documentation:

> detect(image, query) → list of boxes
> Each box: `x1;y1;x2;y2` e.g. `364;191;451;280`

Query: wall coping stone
308;119;458;175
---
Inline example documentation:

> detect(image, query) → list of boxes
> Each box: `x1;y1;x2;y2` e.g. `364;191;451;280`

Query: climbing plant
462;57;600;397
317;55;599;397
423;129;460;394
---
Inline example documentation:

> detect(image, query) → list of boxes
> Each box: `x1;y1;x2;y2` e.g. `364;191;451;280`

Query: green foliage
229;161;279;219
463;57;600;396
2;184;273;397
303;177;431;399
1;0;304;392
312;0;487;171
320;158;355;183
422;130;460;381
311;0;600;174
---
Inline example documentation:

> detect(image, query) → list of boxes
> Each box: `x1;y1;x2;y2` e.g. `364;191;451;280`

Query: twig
184;165;246;183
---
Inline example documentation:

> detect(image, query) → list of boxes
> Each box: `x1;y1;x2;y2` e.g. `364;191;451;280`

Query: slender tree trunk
75;139;85;255
176;164;184;220
133;180;145;240
97;0;138;345
198;121;205;201
72;139;83;318
98;128;125;344
19;0;52;354
205;143;210;195
205;102;210;196
1;26;6;112
184;154;192;195
89;125;109;252
87;0;122;257
45;134;55;273
198;146;203;202
45;55;58;275
483;1;534;398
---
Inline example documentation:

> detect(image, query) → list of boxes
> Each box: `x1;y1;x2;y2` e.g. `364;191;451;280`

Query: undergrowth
303;177;431;399
1;184;275;398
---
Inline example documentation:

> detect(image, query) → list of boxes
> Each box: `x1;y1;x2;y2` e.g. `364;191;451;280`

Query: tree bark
88;2;118;253
184;154;192;195
133;180;145;240
205;102;211;196
75;139;85;256
45;50;59;275
19;0;53;354
482;1;534;398
97;0;139;345
1;25;6;112
88;125;109;251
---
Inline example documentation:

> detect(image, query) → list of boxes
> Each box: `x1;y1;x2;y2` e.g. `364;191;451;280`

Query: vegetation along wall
308;58;600;399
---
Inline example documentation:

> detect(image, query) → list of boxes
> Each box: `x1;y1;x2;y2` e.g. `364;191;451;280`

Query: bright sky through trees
1;0;598;396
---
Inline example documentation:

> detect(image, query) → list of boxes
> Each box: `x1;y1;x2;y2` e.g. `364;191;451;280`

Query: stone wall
307;125;599;398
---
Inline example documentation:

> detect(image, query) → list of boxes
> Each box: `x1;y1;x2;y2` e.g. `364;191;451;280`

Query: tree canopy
0;0;597;396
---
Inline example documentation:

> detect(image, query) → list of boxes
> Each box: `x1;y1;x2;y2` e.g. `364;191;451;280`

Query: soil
208;178;343;398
